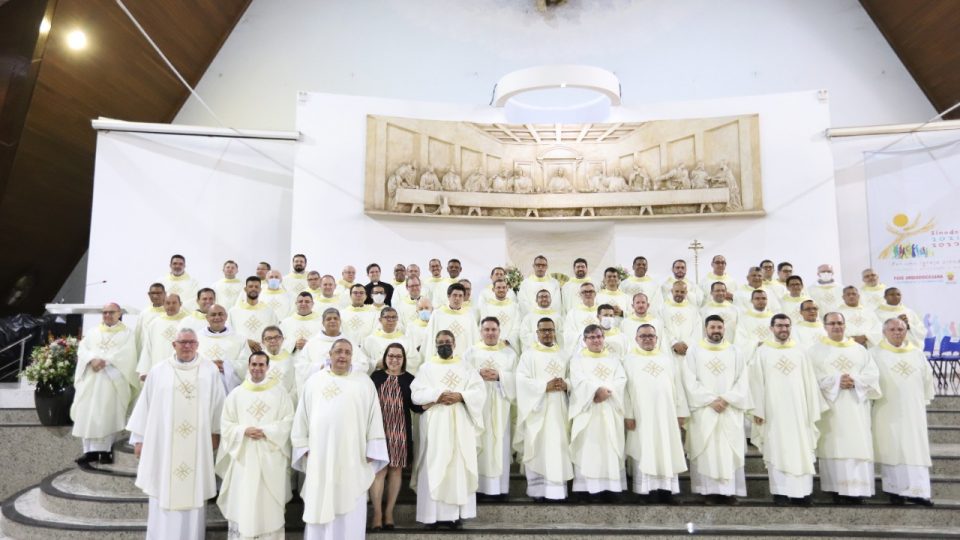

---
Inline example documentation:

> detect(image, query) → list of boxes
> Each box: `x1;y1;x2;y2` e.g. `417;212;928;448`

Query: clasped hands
593;387;612;403
90;358;108;372
709;397;729;413
839;373;855;390
244;427;266;440
479;368;500;382
436;391;463;405
545;377;567;393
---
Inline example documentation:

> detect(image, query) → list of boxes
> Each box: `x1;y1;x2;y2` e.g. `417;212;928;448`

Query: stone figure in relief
441;168;463;191
655;162;691;190
711;159;743;211
586;169;604;192
492;169;515;193
436;196;452;215
464;169;489;192
690;161;710;189
513;168;535;194
547;168;575;193
602;168;628;192
628;164;653;191
385;163;418;210
420;166;441;191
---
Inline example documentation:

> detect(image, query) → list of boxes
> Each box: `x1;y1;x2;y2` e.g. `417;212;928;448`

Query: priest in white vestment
292;339;388;539
569;325;628;499
464;318;518;496
313;275;347;310
518;255;561;315
411;331;486;529
661;259;704;307
334;265;357;297
479;267;518;306
161;254;200;311
681;315;752;504
282;253;309;295
341;285;378;345
622;325;688;503
808;264;842;313
405;298;433;374
734;290;775;359
298;309;363;388
733;266;783;314
137;294;188;379
875;287;926;347
620;256;663;311
423;259;454;306
396;276;425;332
596;267;630;315
212;260;243;309
560;258;594;313
177;288;218;335
363;306;420;375
620;292;663;346
128;329;225;540
515;318;573;500
701;283;738;342
196;304;246;393
260;326;297;400
661;281;702;358
810;312;882;503
71;303;138;463
859;268;887;311
422;283;480;361
562;283;599;352
794;301;826;349
261;270;293;321
699;255;735;302
779;275;811;323
519;289;562;352
279;292;324;354
479;279;520;352
229;277;279;350
839;286;883;348
749;315;826;505
136;283;166;353
216;352;294;539
871;318;936;506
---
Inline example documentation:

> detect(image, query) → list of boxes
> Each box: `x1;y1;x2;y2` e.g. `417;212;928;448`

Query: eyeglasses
584;334;604;340
263;335;283;341
637;334;657;339
536;328;556;333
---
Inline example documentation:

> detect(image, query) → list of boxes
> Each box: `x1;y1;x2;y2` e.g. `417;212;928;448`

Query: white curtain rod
827;119;960;138
91;118;300;141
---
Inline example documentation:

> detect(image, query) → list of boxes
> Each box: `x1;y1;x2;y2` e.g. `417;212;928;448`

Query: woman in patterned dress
369;343;424;530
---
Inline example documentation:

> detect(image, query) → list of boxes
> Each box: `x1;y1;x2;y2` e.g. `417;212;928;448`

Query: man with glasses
128;328;225;539
794;300;826;350
749;314;824;506
364;307;420;375
562;282;599;351
623;325;688;504
810;312;881;504
72;303;138;465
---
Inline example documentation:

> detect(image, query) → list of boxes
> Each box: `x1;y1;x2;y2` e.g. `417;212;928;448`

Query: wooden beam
596;123;623;143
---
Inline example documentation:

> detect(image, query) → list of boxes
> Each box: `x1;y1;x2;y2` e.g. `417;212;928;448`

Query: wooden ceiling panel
861;0;960;120
0;0;250;315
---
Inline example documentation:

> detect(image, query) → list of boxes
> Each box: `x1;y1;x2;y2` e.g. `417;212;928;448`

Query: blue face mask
267;278;281;289
418;310;431;321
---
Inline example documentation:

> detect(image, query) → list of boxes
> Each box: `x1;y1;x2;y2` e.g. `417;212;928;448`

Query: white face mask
418;310;431;321
267;278;281;289
600;316;616;330
372;293;386;304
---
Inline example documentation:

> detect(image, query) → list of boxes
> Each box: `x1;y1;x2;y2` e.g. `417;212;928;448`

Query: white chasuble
734;309;774;358
701;301;738;342
749;340;826;496
875;304;926;347
518;275;561;315
810;337;881;496
661;277;703;307
136;305;164;353
464;342;518;494
622;347;689;492
341;305;378;345
596;288;630;314
620;314;663;348
138;312;189;376
71;322;139;439
410;356;486;522
395;295;422;332
264;349;297;401
479;298;520;352
839;305;883;347
292;370;387;527
700;273;735;301
859;283;887;311
569;349;627;491
216;377;294;538
620;275;663;311
162;273;200;311
871;341;935;498
363;329;420;375
197;328;246;392
660;300;702;350
422;306;480;360
283;272;308;295
682;340;751;493
779;294;811;324
261;289;293;321
794;321;826;350
127;357;225;511
229;302;279;343
519;308;562;352
177;311;212;336
212;278;243;311
733;285;782;314
562;305;599;353
280;312;324;354
561;277;594;313
809;284;842;314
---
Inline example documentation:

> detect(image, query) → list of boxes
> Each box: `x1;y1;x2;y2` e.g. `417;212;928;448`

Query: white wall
174;0;934;131
85;131;295;323
292;90;839;285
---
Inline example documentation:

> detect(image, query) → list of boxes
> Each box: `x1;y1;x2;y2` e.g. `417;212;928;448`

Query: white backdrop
85;130;295;328
292;91;841;286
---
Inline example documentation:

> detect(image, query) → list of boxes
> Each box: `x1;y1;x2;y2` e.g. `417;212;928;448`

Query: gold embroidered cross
481;358;498;370
268;299;281;311
831;356;853;372
499;314;511;327
545;360;563;377
244;316;262;333
176;421;195;438
297;328;310;340
670;312;686;326
174;462;193;481
441;370;462;389
206;344;224;360
754;327;769;339
449;321;465;337
98;337;116;352
593;363;612;380
321;382;341;400
247;399;270;421
707;357;725;375
162;326;177;341
348;317;364;330
775;356;795;375
892;360;915;377
176;381;196;400
642;362;664;377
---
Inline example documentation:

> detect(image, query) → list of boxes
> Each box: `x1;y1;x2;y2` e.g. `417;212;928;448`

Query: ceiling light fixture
492;65;621;123
66;29;87;50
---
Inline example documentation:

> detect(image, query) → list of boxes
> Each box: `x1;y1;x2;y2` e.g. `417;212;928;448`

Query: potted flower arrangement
22;336;78;426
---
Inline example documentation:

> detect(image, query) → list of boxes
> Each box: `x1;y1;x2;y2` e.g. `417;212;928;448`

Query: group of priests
67;252;937;538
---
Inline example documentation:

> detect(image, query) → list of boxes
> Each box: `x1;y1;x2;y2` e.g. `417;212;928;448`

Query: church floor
1;396;959;539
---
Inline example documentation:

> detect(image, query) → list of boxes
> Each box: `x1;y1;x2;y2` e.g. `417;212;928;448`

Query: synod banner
865;134;960;344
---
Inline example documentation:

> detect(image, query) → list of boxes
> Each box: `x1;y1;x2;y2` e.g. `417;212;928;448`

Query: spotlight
66;29;87;50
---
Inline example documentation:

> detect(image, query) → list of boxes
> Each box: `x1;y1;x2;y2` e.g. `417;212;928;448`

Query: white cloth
229;301;279;344
620;275;663;311
840;305;883;347
197;327;247;393
875;304;927;347
161;273;200;311
137;312;189;376
880;464;931;499
701;302;738;343
793;321;826;350
660;300;702;350
422;306;480;360
733;285;782;314
340;305;378;345
871;341;935;473
561;277;595;313
518;275;561;315
464;342;517;495
809;283;842;314
734;309;774;359
818;458;875;497
596;288;630;314
303;494;367;540
479;297;521;352
212;278;243;310
661;277;703;307
520;308;562;352
279;313;324;354
71;322;138;440
146;496;204;540
688;460;746;497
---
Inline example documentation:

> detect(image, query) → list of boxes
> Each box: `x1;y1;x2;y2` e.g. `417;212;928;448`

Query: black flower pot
34;385;75;426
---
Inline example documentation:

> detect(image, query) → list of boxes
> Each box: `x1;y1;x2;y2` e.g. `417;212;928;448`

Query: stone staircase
3;396;960;539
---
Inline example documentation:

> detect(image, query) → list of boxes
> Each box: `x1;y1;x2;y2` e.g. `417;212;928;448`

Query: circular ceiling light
492;65;621;123
66;29;87;50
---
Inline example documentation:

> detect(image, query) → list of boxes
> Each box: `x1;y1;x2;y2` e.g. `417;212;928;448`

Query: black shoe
446;519;463;530
889;494;906;506
773;495;790;507
75;452;95;465
423;522;439;530
792;496;814;507
725;495;739;506
703;494;720;506
97;451;114;464
842;496;864;505
383;523;395;530
907;497;934;507
657;490;680;506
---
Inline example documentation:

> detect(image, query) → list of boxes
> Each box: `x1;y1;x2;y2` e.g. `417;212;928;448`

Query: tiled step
928;410;960;426
929;426;960;444
0;409;40;425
